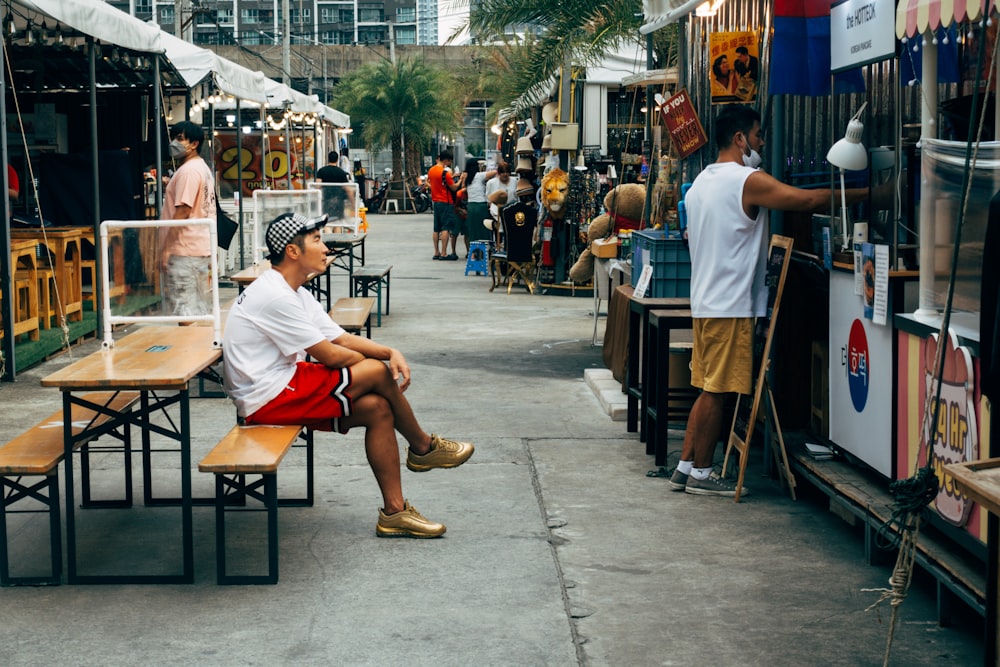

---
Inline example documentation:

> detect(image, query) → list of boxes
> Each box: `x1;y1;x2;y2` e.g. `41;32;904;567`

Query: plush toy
568;183;646;284
540;168;570;220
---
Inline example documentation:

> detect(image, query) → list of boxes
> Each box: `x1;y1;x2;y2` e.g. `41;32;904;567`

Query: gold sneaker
376;501;446;538
406;434;475;473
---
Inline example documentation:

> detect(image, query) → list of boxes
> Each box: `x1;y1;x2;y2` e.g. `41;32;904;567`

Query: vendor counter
826;260;991;549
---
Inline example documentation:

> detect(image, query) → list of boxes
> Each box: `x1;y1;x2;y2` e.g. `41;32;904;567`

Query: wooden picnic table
41;325;222;584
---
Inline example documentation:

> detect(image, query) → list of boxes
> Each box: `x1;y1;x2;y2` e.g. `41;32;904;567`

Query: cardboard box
592;237;619;258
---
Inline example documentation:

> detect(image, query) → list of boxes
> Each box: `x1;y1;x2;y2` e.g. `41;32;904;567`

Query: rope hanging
2;36;72;360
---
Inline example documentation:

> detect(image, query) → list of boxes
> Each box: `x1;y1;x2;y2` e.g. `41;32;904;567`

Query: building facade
107;0;434;46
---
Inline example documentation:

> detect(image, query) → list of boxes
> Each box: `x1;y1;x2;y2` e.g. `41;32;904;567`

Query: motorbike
365;169;431;214
410;178;431;213
367;178;390;213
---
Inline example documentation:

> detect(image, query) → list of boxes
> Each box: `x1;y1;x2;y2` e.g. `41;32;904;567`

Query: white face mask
168;139;189;159
742;148;762;169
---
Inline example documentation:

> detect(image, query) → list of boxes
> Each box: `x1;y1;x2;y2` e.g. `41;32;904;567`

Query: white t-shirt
466;172;489;203
485;175;519;218
223;269;346;417
684;161;769;319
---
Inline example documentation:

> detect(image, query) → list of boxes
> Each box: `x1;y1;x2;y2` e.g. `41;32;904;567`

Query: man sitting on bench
223;211;474;538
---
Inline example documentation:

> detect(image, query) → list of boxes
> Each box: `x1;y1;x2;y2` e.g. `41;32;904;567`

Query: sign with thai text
920;330;978;527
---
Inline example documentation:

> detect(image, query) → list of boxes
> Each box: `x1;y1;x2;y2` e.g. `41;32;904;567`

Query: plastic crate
630;229;691;298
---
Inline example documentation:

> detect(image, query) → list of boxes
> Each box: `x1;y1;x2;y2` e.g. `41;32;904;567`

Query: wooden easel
721;235;797;503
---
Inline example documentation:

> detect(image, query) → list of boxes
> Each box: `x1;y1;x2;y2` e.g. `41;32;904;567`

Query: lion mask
540;168;570;218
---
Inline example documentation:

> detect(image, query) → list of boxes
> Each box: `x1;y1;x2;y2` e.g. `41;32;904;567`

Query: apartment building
106;0;432;46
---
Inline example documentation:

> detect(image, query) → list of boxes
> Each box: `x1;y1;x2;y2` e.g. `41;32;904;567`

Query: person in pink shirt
162;121;216;319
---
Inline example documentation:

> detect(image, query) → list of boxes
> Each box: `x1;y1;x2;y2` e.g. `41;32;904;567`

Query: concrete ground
0;212;984;666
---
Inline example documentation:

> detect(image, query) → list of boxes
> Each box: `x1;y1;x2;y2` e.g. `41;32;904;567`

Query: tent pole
89;36;105;336
154;56;163;217
237;98;245;269
1;31;14;379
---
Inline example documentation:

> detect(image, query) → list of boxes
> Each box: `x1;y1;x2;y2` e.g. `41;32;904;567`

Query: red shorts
246;361;353;432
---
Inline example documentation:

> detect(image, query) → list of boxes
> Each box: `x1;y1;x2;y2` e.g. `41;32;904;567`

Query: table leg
180;388;194;583
348;248;356;297
626;304;641;434
645;316;660;459
63;391;76;584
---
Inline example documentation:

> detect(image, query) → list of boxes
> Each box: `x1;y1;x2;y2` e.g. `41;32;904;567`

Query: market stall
635;0;1000;656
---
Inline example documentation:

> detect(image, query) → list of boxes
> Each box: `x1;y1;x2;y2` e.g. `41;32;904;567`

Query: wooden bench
351;264;392;326
0;391;140;586
330;297;376;338
198;424;315;585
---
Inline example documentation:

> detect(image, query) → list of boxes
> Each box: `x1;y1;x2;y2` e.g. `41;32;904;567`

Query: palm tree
457;0;678;117
332;57;465;188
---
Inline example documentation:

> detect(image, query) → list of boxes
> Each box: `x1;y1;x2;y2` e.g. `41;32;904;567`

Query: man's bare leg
340;393;405;513
680;390;726;468
346;358;432;454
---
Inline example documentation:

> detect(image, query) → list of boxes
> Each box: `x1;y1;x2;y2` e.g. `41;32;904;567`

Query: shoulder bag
215;195;240;250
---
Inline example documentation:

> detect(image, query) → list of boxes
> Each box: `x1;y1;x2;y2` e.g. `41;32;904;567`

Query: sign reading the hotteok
660;89;708;159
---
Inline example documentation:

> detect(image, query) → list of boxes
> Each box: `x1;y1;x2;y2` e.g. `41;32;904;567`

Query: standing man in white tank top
670;105;870;497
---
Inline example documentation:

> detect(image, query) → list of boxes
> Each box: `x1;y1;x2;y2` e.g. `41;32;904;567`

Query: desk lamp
826;103;868;251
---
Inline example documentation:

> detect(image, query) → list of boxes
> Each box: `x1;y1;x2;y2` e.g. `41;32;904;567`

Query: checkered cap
265;211;328;261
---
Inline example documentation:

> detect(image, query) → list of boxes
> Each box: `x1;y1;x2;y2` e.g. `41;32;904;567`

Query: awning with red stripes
895;0;997;38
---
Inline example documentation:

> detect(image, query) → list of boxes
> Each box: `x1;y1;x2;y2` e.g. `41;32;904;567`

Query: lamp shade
826;118;868;170
574;153;587;171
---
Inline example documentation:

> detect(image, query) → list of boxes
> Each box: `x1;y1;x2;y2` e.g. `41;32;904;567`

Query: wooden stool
36;267;57;329
12;271;40;342
644;309;697;467
625;292;691;441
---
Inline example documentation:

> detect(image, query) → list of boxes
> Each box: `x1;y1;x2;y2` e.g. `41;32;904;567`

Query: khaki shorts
690;317;754;395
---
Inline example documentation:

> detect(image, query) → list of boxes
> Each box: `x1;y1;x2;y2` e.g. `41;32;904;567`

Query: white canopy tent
11;0;166;53
1;0;173;377
1;0;351;377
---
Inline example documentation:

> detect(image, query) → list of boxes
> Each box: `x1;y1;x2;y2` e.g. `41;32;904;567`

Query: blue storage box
630;229;691;298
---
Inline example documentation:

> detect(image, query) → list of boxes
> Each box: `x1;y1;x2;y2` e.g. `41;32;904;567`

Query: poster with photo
708;32;759;104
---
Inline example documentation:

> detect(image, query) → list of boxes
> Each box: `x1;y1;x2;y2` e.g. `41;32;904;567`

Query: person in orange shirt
427;149;463;260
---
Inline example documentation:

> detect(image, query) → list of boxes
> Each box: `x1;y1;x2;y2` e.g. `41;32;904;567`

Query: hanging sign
830;0;895;73
659;89;708;159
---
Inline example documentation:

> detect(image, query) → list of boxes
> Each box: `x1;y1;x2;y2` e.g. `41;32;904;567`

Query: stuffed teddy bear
568;183;646;284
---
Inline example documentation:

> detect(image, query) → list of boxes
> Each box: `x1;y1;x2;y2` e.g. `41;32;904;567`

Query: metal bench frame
210;428;314;585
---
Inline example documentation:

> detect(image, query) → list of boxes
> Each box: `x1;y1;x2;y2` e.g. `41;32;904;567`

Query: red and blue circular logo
847;319;869;412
